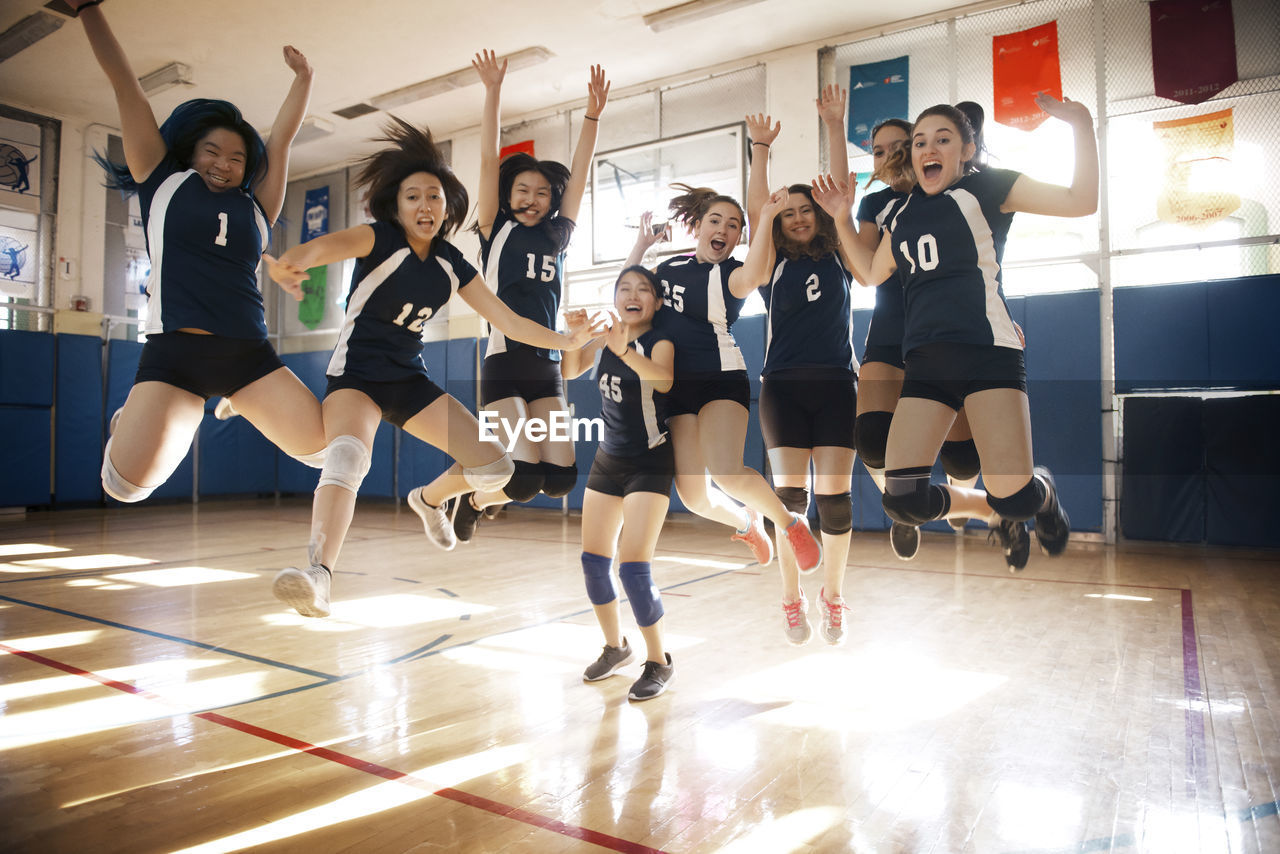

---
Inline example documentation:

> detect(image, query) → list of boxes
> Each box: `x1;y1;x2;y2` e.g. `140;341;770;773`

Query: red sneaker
783;513;822;575
729;508;774;566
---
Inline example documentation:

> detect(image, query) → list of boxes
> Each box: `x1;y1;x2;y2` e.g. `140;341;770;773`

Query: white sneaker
818;587;849;646
273;564;331;618
409;487;456;551
782;592;811;646
214;397;238;420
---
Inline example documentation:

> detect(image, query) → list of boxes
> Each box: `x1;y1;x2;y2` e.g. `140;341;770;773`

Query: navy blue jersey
327;223;477;381
857;187;909;353
138;157;269;339
480;209;573;362
760;252;855;375
886;168;1023;355
652;255;746;375
596;327;672;457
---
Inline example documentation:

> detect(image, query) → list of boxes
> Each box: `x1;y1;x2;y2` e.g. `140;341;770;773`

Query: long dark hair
667;183;744;232
772;183;838;261
491;152;573;248
97;98;267;194
353;117;468;237
954;101;988;170
913;103;983;175
615;264;661;296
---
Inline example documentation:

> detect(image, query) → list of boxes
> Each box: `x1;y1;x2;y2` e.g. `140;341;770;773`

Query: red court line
0;642;667;854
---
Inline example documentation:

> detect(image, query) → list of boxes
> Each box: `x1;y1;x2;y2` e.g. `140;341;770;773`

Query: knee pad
101;440;156;503
464;454;515;493
581;551;616;606
882;466;950;526
503;460;545;503
940;439;981;481
290;448;327;469
540;462;578;498
854;411;893;470
316;434;371;494
815;492;853;536
619;561;665;628
986;475;1047;522
774;485;810;516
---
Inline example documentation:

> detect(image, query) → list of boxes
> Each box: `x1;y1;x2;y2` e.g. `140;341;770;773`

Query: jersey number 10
898;234;940;274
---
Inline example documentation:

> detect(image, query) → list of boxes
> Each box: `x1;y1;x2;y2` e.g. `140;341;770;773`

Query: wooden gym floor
1;498;1277;853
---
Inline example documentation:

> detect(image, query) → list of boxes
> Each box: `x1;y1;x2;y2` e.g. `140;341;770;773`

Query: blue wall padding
198;411;278;495
1121;396;1204;543
0;330;54;406
55;334;104;503
0;406;50;506
365;421;396;497
1115;283;1210;392
1204;395;1280;548
1205;275;1280;388
445;338;478;412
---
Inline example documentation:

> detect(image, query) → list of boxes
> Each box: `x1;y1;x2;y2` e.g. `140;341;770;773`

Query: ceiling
1;0;966;176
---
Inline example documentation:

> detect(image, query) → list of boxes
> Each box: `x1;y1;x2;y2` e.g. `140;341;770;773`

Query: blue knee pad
581;551;616;606
619;561;664;627
815;492;853;535
774;485;809;516
503;460;545;503
854;411;893;470
882;466;950;526
540;462;578;498
940;439;981;481
986;475;1046;522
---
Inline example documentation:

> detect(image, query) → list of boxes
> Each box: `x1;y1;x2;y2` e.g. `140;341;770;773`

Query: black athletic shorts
759;367;857;450
135;332;285;400
861;343;905;370
666;370;751;418
481;350;564;406
900;342;1027;411
325;373;447;428
586;442;675;498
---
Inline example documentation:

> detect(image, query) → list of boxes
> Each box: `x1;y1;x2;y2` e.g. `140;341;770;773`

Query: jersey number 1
214;212;229;247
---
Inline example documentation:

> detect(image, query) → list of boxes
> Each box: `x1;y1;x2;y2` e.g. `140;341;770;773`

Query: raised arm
255;46;315;224
812;173;895;286
624;211;668;268
729;186;784;299
460;275;606;351
744;113;781;235
817;84;850;194
559;65;610;224
261;224;376;300
1002;95;1098;218
71;0;165;182
612;332;674;394
472;50;507;239
561;315;607;380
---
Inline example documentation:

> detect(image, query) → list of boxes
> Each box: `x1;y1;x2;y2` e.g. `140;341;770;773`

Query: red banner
1151;0;1237;105
993;21;1062;131
500;140;535;161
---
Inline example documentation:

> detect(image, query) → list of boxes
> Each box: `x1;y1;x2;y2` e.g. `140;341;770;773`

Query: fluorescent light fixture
370;46;553;111
0;12;65;63
138;61;194;96
643;0;768;32
293;115;335;145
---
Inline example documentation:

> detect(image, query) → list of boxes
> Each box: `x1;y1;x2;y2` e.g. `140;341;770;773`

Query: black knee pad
854;411;893;470
539;462;578;498
940;439;981;481
815;492;853;536
503;460;545;503
774;485;810;516
986;475;1046;522
882;466;950;526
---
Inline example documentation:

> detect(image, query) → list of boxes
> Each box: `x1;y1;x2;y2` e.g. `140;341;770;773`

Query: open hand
472;49;507;89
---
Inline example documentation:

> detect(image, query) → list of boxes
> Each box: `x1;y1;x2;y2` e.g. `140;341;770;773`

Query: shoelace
822;597;846;629
782;599;805;628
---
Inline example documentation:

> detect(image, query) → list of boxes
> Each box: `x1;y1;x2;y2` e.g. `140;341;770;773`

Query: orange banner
993;21;1062;131
1154;109;1240;226
500;140;535;161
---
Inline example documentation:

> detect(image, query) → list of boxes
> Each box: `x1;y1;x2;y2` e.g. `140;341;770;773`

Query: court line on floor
1181;589;1209;799
0;641;668;854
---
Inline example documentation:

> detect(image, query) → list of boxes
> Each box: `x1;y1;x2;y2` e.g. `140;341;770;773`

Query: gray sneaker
782;592;811;646
409;487;456;551
817;587;849;646
628;654;674;701
583;639;634;681
273;564;331;618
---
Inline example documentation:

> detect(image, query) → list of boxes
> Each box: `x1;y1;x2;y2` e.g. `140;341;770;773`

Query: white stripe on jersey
634;341;667;449
762;258;787;363
945;188;1022;350
327;247;412;376
873;197;898;232
483;220;518;357
435;254;462;296
707;264;747;372
142;170;192;335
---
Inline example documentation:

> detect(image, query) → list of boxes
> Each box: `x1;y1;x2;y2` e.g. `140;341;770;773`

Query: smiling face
190;127;247;192
911;114;976;195
396;171;446;250
871;124;909;175
694;201;743;263
777;192;818;246
509;169;552;226
614;270;660;327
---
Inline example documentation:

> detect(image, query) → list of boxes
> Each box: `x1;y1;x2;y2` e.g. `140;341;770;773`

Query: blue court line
393;577;421;584
0;593;337;680
1242;800;1279;821
437;587;458;597
384;634;453;665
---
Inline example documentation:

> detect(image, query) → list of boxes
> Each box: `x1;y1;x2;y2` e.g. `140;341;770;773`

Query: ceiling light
370;47;553;111
139;61;194;96
0;12;65;63
643;0;768;32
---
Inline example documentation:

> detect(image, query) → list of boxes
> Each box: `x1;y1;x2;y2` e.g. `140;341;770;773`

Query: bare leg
697;400;792;529
812;445;856;598
582;488;625;648
108;381;205;489
470;395;533;509
308;390;381;570
668;414;749;530
404;395;509;508
766;445;811;602
224;366;326;458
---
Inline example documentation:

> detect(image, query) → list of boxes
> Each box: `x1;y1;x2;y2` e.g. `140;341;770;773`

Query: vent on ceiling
334;103;378;120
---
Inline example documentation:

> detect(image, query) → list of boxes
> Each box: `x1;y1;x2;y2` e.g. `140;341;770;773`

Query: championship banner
299;186;329;330
992;21;1062;131
1154;108;1240;226
847;56;909;153
1151;0;1237;105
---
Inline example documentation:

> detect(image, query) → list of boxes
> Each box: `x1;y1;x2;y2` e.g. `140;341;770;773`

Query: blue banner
299;186;330;329
848;56;909;153
302;186;329;242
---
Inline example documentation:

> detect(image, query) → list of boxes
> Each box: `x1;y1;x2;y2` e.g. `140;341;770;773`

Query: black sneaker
583;639;633;681
1032;466;1070;556
890;522;920;561
628;653;674;701
451;492;482;544
989;518;1030;572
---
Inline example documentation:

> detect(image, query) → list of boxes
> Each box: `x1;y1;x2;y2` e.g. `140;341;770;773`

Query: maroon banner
993;21;1062;131
1151;0;1237;105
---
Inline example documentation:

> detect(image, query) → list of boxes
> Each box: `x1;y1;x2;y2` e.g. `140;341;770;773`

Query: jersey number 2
805;273;821;302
